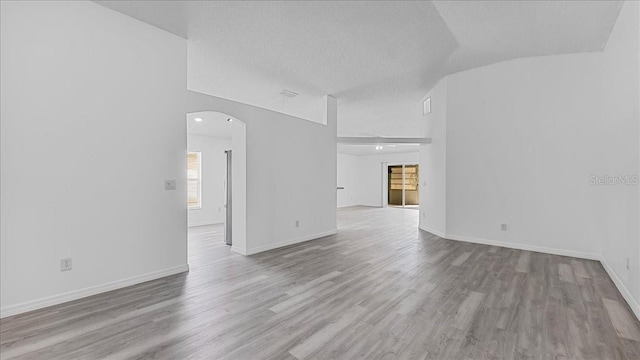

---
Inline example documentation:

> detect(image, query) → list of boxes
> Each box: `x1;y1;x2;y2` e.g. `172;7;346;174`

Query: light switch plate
164;179;176;190
61;258;72;271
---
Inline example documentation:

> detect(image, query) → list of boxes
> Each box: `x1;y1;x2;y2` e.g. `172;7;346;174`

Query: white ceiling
433;0;623;74
187;112;234;138
96;0;623;137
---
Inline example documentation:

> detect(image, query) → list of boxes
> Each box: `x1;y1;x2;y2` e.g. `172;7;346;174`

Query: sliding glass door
388;165;419;207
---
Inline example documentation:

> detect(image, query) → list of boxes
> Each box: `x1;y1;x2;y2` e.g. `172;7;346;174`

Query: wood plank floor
2;206;640;359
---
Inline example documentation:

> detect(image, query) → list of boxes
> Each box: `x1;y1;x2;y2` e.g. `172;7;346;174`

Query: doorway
388;164;419;208
186;111;247;259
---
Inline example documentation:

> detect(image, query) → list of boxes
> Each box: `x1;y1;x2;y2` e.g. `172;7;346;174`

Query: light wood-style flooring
1;206;640;359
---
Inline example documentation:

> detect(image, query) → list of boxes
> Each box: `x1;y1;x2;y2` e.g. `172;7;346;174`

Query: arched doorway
186;111;247;259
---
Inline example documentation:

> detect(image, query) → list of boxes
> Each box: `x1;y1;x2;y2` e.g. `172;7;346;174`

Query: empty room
1;0;639;359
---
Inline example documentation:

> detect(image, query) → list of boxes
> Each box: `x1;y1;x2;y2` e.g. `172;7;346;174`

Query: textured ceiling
433;0;623;75
96;0;623;137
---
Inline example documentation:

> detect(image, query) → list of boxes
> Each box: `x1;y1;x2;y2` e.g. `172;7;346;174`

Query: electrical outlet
164;179;176;190
295;220;299;228
501;224;508;231
627;257;630;270
60;258;72;272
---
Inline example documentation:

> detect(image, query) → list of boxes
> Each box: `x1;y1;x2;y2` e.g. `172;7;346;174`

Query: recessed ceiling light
194;117;203;122
375;145;383;150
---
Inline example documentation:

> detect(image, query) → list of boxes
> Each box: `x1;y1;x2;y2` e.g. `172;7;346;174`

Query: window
187;152;201;209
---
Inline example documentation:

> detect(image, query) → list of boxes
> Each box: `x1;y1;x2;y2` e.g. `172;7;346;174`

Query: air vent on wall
280;89;298;98
423;97;431;115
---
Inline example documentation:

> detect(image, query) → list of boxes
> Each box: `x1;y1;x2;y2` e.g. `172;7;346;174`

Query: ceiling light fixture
375;145;383;150
227;118;233;122
194;117;203;122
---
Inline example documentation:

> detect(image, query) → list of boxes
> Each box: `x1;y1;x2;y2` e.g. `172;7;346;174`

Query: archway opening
186;111;247;263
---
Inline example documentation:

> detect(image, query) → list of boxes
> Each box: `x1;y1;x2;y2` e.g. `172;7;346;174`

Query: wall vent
423;97;431;115
280;89;298;98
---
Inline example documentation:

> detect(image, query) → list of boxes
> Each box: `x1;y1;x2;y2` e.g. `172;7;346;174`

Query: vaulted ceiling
96;0;622;137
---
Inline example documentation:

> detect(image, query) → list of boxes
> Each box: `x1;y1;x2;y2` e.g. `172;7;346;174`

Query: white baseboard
245;229;338;255
0;264;189;319
358;204;383;208
231;246;247;255
600;257;640;321
188;221;223;228
337;204;360;209
418;224;447;239
444;233;601;261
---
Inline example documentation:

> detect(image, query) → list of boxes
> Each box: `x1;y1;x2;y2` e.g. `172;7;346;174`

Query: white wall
419;79;448;236
429;7;640;316
444;53;605;258
600;0;640;316
356;152;420;207
337;151;421;208
186;92;337;255
1;1;188;317
187;135;232;227
414;2;640;318
337;154;359;208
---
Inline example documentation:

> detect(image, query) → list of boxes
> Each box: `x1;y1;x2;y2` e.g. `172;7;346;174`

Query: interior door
224;150;232;245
